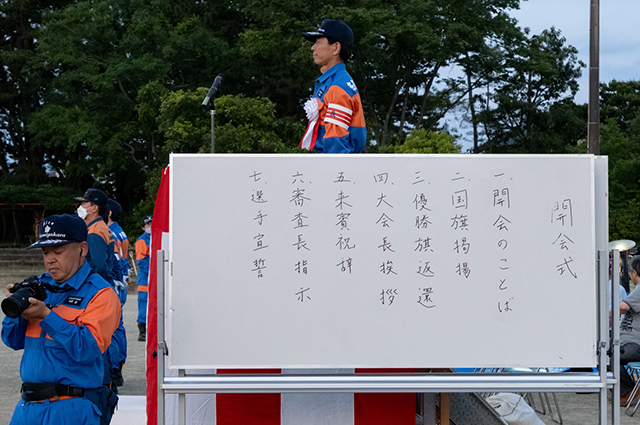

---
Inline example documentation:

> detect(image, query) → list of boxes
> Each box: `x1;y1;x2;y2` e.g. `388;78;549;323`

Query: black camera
1;276;48;319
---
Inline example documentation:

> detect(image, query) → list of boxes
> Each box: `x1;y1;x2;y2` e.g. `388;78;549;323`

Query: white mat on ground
111;395;146;425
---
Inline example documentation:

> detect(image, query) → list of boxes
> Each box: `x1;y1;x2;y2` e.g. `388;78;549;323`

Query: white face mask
145;227;152;234
77;205;88;219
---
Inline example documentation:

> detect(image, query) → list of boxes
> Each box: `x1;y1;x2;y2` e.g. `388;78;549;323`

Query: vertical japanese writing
551;198;578;279
249;171;268;278
450;172;471;280
412;172;437;308
335;171;356;275
374;173;398;283
290;171;312;292
492;174;514;313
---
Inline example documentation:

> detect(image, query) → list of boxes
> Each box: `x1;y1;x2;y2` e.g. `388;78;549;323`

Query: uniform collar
44;261;92;290
87;217;103;228
316;63;346;84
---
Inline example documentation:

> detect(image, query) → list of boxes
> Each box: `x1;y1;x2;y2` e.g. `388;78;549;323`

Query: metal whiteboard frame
157;155;618;425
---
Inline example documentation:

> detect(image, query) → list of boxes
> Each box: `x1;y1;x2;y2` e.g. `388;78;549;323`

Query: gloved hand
304;98;319;121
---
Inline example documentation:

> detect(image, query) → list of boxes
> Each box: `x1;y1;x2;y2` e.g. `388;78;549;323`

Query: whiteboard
168;154;601;369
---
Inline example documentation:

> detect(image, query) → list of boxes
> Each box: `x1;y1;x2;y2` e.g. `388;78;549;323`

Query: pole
612;250;621;425
588;0;600;154
210;109;216;154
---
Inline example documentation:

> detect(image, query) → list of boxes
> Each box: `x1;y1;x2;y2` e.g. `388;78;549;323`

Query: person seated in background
619;255;640;405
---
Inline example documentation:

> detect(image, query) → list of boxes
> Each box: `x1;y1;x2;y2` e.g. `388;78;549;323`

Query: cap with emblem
26;214;88;250
74;188;108;209
142;215;153;226
303;19;354;51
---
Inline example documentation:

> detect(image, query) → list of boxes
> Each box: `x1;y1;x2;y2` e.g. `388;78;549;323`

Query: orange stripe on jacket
88;220;114;246
135;238;150;261
54;287;121;352
26;319;43;338
121;239;129;260
320;86;365;139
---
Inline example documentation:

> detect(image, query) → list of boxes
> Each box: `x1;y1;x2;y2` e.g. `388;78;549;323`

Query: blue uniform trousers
10;397;101;425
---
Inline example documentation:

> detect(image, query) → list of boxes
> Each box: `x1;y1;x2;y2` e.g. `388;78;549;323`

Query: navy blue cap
142;215;153;226
107;199;122;220
303;19;354;50
27;214;88;250
74;188;108;209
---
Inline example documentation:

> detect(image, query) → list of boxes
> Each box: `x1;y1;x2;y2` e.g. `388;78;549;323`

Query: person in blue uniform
74;188;114;285
2;214;121;425
107;199;129;387
299;19;366;153
135;215;152;342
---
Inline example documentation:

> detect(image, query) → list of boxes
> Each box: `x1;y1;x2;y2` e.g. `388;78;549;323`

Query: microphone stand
208;98;216;153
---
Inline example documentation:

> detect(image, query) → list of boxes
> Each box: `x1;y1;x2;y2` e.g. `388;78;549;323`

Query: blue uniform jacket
312;63;367;154
135;232;151;289
1;262;121;389
86;218;114;285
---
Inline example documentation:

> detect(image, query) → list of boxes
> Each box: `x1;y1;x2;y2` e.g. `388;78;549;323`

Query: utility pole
588;0;600;154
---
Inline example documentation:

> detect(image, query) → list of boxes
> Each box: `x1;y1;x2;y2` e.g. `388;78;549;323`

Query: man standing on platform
300;19;366;153
135;215;152;342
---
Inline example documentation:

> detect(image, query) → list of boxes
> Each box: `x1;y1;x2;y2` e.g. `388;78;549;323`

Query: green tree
384;129;462;153
479;27;585;153
0;0;74;184
600;80;640;133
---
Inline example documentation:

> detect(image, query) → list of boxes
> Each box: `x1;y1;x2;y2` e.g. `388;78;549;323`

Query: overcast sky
511;0;640;104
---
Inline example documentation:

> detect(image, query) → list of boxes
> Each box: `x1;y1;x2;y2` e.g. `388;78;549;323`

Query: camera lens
1;288;33;319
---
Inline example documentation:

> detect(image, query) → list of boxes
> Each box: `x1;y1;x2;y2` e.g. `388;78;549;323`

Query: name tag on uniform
64;296;84;306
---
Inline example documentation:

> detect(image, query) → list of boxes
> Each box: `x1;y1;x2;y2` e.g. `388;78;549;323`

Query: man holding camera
1;214;121;425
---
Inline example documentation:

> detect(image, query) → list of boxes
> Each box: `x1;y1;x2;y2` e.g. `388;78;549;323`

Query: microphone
202;74;224;107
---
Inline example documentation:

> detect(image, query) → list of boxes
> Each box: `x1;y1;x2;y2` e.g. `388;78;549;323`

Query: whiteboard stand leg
179;369;186;425
421;393;436;425
598;250;609;425
611;250;621;425
157;250;166;425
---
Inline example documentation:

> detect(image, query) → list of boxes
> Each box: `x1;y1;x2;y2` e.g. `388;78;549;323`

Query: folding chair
624;362;640;416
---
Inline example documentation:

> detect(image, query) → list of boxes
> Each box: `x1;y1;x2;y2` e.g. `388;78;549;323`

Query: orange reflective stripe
320;86;365;138
26;319;43;338
121;239;129;259
135;239;149;261
88;221;112;245
74;287;121;353
33;395;77;403
137;285;149;292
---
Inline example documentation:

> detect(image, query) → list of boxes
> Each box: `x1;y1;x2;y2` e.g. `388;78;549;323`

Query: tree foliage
1;0;629;244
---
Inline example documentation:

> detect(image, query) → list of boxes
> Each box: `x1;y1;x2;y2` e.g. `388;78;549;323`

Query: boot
138;322;146;342
113;361;124;386
112;367;124;387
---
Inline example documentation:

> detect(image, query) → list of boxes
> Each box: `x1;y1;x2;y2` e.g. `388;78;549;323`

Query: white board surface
168;154;600;369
